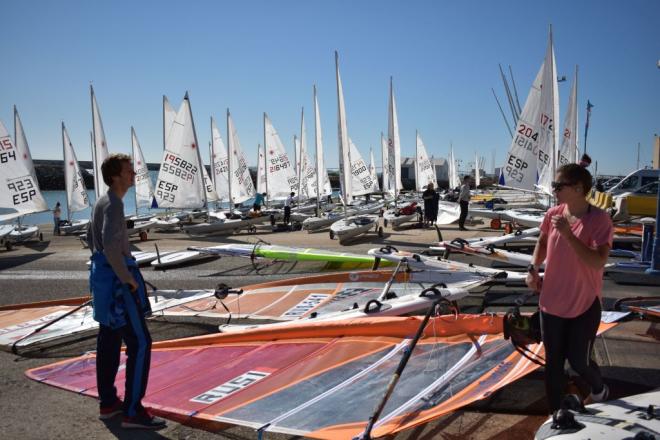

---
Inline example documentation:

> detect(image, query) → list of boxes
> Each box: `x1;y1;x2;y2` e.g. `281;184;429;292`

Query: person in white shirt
284;192;295;225
458;175;471;231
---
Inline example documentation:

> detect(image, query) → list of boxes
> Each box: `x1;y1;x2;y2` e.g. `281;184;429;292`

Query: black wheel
329;230;335;239
39;232;43;241
5;241;12;251
248;225;257;234
139;231;148;241
377;226;384;237
383;218;388;227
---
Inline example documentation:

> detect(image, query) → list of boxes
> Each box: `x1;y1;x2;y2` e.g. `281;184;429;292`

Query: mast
226;109;234;210
62;122;70;223
90;85;99;198
263;113;269;207
185;92;208;211
313;85;321;214
335;51;351;213
131;126;138;216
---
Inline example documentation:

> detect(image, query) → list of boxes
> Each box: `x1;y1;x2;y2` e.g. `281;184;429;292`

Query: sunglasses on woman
551;181;574;192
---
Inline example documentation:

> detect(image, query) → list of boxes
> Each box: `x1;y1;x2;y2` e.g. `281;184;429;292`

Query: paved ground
0;220;658;439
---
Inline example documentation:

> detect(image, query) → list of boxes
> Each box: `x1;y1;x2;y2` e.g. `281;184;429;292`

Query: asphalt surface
0;221;658;439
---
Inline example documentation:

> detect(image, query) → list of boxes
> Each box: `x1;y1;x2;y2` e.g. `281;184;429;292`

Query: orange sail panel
26;315;558;438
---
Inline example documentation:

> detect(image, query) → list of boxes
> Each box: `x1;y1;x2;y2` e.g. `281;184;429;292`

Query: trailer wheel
39;232;44;241
490;218;501;229
383;218;388;227
329;230;335;239
5;241;12;251
377;226;384;238
139;231;148;241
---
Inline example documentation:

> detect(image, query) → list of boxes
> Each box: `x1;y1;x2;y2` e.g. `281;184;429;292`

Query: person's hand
551;215;572;238
525;271;542;293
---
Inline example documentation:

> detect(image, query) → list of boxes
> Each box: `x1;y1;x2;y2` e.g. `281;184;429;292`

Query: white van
607;169;660;195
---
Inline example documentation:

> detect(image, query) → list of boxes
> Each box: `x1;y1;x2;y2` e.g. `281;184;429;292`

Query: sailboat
59;123;90;235
0;109;48;243
185;110;264;236
90;85;109;200
386;77;402;203
329;52;383;244
369;147;380;193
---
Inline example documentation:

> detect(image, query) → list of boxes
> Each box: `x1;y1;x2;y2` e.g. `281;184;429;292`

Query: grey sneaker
121;409;166;430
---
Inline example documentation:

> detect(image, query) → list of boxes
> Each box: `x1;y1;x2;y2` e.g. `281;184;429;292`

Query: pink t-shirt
539;204;613;318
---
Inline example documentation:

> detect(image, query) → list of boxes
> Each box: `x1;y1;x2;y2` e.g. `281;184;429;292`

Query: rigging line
499;64;520;124
257;340;410;432
491;88;514;138
508;65;523;114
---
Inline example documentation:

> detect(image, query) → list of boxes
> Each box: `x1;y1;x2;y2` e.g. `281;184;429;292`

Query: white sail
131;127;154;210
90;85;110;198
387;77;402;197
415;132;437;191
349;138;378;196
369;147;380;192
449;144;460;189
297;110;310;201
163;96;177;148
14;107;38;182
335;51;352;205
62;123;90;216
256;144;266;196
263;114;297;200
380;132;390;195
210;117;230;202
0;119;48;221
536;28;560;194
313;85;332;199
226;110;255;205
500;28;558;193
155;93;206;209
557;66;579;166
474;152;481;187
202;161;219;203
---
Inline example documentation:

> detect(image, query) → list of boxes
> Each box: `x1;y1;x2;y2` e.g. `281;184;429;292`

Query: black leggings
541;297;603;411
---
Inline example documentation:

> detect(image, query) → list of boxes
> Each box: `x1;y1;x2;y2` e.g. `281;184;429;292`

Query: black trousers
458;201;469;228
283;206;291;224
541;297;603;411
96;293;152;417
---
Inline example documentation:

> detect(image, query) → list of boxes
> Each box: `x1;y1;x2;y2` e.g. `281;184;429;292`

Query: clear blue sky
1;0;658;176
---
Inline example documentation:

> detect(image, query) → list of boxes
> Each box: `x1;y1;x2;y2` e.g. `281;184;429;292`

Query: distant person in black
458;175;471;231
422;183;439;227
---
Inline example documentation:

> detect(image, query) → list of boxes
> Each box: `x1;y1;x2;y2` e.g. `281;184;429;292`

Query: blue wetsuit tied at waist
89;252;152;329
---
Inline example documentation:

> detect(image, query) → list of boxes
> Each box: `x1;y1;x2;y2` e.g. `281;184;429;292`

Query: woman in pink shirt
526;163;613;412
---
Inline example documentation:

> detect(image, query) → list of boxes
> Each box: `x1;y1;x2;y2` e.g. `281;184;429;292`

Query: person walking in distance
458;175;471;231
526;162;612;412
53;201;62;235
88;153;166;430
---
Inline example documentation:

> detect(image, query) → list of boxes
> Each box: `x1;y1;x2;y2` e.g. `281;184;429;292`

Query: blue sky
1;0;658;176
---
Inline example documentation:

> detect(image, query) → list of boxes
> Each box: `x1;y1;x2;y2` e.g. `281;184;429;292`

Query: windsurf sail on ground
0;290;218;353
25;315;617;439
163;269;493;324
